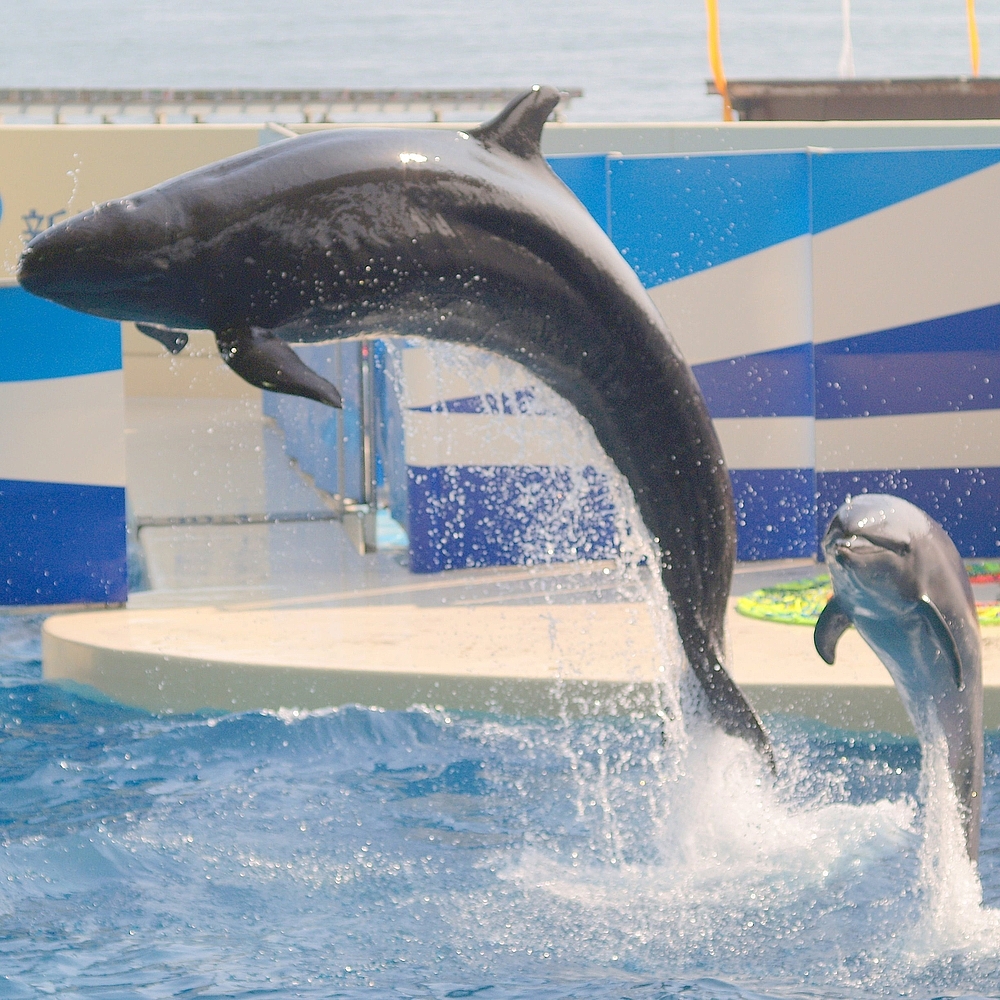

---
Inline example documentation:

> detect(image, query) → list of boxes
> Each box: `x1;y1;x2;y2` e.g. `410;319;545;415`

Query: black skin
18;86;771;760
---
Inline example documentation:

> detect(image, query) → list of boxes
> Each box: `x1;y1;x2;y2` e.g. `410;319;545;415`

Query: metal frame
0;88;582;125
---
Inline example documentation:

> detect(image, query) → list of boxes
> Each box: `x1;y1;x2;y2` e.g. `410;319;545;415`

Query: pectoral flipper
814;595;852;665
216;327;342;408
136;322;191;354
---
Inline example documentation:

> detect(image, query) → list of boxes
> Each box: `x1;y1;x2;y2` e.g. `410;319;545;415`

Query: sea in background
1;0;1000;122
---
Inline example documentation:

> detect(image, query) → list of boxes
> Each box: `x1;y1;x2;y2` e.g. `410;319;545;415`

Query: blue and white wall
399;342;618;572
608;152;815;560
369;147;1000;565
0;287;127;605
812;148;1000;554
8;126;1000;601
607;146;1000;559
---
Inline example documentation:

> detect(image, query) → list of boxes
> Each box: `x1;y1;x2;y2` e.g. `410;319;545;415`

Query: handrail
0;87;583;125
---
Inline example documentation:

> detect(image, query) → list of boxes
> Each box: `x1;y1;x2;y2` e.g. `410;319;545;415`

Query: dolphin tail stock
689;653;775;770
215;327;343;408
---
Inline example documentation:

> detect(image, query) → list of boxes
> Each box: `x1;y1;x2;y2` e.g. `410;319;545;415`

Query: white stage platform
38;383;1000;732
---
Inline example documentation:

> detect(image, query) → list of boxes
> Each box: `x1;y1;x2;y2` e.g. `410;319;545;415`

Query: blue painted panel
811;148;1000;235
608;153;810;287
815;302;1000;418
265;389;341;498
332;342;364;502
1;479;126;605
730;468;816;561
0;287;121;383
547;155;609;233
693;342;814;419
817;468;1000;558
407;464;617;573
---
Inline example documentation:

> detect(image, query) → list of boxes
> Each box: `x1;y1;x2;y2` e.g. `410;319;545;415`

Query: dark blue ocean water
2;613;1000;999
3;0;1000;121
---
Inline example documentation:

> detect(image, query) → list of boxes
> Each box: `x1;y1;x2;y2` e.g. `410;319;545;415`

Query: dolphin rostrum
815;494;983;859
17;86;770;758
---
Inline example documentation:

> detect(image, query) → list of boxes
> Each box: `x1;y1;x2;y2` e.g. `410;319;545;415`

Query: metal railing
0;87;583;125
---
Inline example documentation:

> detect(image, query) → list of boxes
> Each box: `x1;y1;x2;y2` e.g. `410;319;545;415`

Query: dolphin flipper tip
136;322;190;354
814;595;851;665
216;327;343;408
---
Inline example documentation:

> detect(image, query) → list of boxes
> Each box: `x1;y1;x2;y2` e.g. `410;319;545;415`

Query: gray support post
358;338;379;553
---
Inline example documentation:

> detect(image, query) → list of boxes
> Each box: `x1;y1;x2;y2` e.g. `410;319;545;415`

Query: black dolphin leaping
17;86;770;759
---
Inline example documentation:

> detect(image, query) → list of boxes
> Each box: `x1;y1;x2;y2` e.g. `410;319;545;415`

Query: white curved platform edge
43;598;1000;731
42;603;666;719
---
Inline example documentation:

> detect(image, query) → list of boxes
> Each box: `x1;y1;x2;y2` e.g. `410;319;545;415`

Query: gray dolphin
16;86;771;759
815;494;983;860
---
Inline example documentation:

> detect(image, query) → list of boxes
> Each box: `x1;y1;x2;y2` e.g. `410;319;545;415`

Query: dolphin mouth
20;247;153;294
827;531;910;564
18;229;183;324
829;532;874;555
19;256;161;319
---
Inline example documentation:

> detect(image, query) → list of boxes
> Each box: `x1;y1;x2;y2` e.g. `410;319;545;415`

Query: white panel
0;371;126;487
406;412;816;472
814;160;1000;344
404;411;604;469
816;410;1000;471
648;235;813;367
401;341;538;411
713;417;815;470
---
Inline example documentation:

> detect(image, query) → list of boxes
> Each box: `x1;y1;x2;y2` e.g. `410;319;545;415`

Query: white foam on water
396;356;1000;988
457;703;1000;993
895;735;1000;967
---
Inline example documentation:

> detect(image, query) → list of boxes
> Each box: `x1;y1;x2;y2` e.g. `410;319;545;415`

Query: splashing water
902;735;1000;970
2;618;1000;997
3;351;1000;995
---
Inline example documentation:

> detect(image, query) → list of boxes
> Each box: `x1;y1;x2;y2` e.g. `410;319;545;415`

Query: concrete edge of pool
41;599;1000;733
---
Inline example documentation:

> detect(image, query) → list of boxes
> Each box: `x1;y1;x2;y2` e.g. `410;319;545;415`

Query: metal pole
336;342;346;515
359;338;378;552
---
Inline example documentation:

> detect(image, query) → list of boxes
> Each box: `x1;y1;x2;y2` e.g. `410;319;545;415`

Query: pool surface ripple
1;614;999;999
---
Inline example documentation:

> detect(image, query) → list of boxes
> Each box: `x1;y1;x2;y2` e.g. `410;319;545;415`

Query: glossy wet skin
820;495;983;858
824;499;937;617
17;87;769;758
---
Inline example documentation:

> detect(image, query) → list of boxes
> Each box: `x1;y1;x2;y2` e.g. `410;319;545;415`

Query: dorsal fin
469;85;561;159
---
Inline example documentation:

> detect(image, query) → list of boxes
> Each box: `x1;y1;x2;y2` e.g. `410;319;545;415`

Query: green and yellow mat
736;561;1000;627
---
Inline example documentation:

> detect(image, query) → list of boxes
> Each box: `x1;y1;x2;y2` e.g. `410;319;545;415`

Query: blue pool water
2;614;1000;998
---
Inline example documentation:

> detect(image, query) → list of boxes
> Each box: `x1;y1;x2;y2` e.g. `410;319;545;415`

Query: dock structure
0;87;583;125
711;77;1000;121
